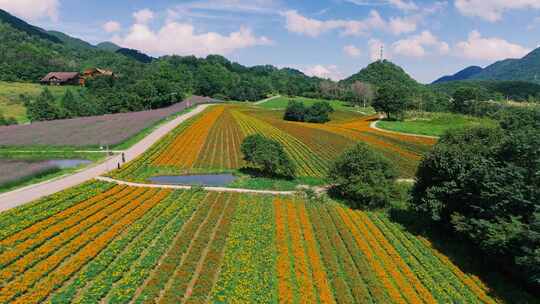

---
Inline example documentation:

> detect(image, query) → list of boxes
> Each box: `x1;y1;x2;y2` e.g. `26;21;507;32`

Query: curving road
0;104;212;213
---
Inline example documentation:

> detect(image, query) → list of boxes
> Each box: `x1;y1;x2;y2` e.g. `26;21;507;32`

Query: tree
372;83;411;120
452;87;479;113
305;101;334;123
26;87;61;122
283;100;306;122
350;81;374;108
411;123;540;286
241;134;295;178
327;143;398;208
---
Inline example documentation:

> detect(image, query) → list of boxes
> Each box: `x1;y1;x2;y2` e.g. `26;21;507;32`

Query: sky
1;0;540;83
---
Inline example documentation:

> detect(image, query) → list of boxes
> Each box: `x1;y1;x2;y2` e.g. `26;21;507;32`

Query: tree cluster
412;107;540;287
327;143;398;209
240;134;295;178
283;101;334;123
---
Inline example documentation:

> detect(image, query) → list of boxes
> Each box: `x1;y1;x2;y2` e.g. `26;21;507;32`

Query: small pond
148;174;237;187
47;159;92;169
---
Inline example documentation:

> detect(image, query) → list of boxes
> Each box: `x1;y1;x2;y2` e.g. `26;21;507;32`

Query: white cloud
455;0;540;22
176;0;279;14
455;30;531;60
388;16;417;35
112;21;272;57
283;9;414;37
345;0;418;11
392;31;449;57
0;0;59;21
103;21;121;33
344;45;361;57
301;65;344;80
133;9;155;24
368;38;391;61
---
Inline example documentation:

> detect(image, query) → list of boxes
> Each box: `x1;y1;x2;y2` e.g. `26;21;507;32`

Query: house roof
41;72;80;82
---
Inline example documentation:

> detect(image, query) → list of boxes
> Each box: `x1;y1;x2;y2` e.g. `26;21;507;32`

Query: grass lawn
377;112;497;137
258;96;375;114
0;81;76;123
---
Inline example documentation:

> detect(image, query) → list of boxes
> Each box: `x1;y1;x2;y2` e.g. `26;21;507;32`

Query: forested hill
340;60;422;91
432;66;483;84
433;47;540;84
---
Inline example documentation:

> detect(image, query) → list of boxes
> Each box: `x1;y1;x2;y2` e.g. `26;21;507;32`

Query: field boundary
96;176;296;195
370;119;440;139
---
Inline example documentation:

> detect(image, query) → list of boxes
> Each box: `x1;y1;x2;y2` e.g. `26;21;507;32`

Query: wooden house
40;72;82;86
83;68;115;78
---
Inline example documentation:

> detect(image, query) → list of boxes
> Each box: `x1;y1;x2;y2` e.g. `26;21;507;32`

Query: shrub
327;143;397;208
305;102;334;123
283;100;306;122
284;100;334;123
240;134;295;178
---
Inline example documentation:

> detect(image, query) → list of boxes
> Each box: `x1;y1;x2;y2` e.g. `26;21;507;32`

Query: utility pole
380;45;384;62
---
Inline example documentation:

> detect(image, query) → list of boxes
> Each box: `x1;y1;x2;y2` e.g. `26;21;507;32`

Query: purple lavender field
0;96;217;147
0;159;59;186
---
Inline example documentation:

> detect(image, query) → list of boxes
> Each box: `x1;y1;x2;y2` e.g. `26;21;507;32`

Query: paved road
96;176;295;195
0;104;212;213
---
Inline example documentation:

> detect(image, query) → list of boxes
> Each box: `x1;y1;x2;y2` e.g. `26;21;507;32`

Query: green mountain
0;9;61;44
471;48;540;83
97;41;121;52
432;66;483;84
434;48;540;84
340;60;422;90
116;48;154;63
47;30;95;50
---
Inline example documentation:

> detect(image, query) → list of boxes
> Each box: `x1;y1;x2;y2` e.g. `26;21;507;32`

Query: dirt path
96;177;296;196
254;95;281;105
0;104;212;213
369;119;440;139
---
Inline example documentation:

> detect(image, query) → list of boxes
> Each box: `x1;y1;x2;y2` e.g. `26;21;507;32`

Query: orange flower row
273;198;295;304
0;185;124;250
158;193;229;303
336;207;407;304
305;206;356;303
133;193;218;304
0;185;127;269
285;200;317;304
296;203;335;304
154;106;225;167
341;208;423;304
185;194;239;303
0;187;147;284
11;189;171;304
0;187;158;302
353;211;437;304
324;206;387;302
195;108;245;170
419;237;498;304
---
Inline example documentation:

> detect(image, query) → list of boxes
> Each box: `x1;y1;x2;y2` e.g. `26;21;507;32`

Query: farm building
40;72;82;86
83;68;115;78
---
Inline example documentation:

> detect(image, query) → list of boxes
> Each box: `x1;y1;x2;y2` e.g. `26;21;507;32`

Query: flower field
111;104;434;182
0;181;513;303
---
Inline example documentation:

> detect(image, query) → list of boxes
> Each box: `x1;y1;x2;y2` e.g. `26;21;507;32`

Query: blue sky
1;0;540;83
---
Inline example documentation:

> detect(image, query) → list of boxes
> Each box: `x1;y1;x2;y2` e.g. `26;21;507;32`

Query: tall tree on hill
372;83;411;120
351;81;374;108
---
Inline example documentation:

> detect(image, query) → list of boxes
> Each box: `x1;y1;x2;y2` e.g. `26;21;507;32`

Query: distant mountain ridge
433;66;483;84
0;9;61;44
433;47;540;84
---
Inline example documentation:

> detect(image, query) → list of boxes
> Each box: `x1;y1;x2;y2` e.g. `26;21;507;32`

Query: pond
46;159;92;169
148;174;237;187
